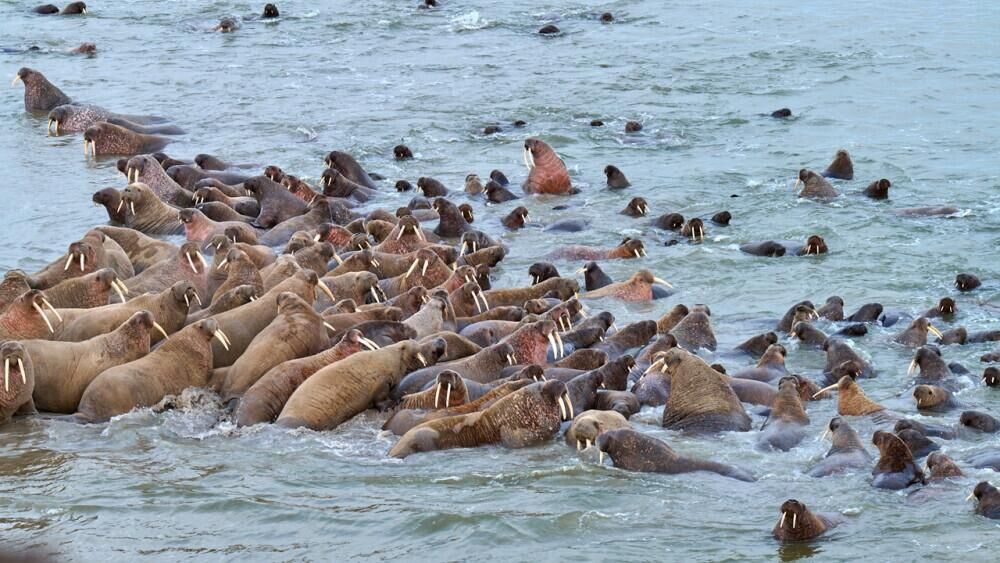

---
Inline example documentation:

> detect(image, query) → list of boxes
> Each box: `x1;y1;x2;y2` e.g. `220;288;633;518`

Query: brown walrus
186;285;258;325
772;499;842;541
397;370;470;410
0;271;31;314
219;293;328;403
913;384;958;412
659;348;751;433
124;155;191;206
123;241;209;301
926;452;963;481
595;429;755;481
394;341;517;398
656;304;689;334
12;67;71;113
893;317;943;347
0;290;63;340
871;430;926;489
813;376;884;416
758;377;810;451
522;138;573;195
43;268;126;309
669;309;717;351
795;169;839;199
565;409;630;450
54;281;195;343
234;329;373;427
75;319;229;423
389;379;572;458
277;338;447;431
0;342;35;425
211;248;263;304
822;149;854;180
969;482;1000;519
27;231;112;290
23;310;160;413
179;208;258;244
93;187;127;225
808;417;872;477
547;238;646;261
582;270;672;301
382;378;535;437
118;183;184;235
83;122;171;157
482;277;579;309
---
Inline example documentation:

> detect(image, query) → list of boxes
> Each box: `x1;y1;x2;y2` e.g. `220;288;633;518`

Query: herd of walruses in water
3;2;1000;543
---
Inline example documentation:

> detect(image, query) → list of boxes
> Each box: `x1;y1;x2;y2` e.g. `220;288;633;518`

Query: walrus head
984;367;1000;387
820;416;865;452
960;410;998;433
92;188;126;223
458;203;475;224
925;452;963;481
603;165;630;189
393;145;413;160
567;410;629;450
969;481;999;504
773;500;825;541
215;17;237;33
864;178;891;199
654;212;684;231
402;337;447;372
813;375;883;416
872;431;923;483
4;290;61;336
822;149;854;180
528;262;558;286
681;218;705;240
801;235;828;256
622;197;648;217
954;273;981;291
503;206;529;229
612;238;646;259
935;297;956;315
263;3;279;18
913;384;951;410
0;341;32;397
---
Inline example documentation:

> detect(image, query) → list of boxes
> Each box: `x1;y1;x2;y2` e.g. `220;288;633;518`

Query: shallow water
2;0;1000;561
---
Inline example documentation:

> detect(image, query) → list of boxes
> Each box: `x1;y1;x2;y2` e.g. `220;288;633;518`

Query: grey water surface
2;0;1000;561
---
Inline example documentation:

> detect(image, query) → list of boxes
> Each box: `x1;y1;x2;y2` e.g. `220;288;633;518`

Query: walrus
911;384;958;412
389;379;571;458
813;376;884;416
26;231;112;290
893;205;962;217
0;342;35;424
896;428;939;458
401;297;450;339
484;180;519;203
893;317;943;347
871;430;926;489
922;297;956;320
123;241;209;301
43;268;126;309
729;331;777;359
582;270;671;301
324;150;378;189
739;240;785;257
821;149;854;180
187;284;257;324
192;187;260;219
179;208;258;245
481;277;578;309
658;348;751;433
772;500;842;541
758;377;809;451
47;104;176;136
54;281;194;343
620;197;649;218
219;293;327;403
795;169;839;199
522;138;573;194
969;482;1000;519
548;238;646;261
565;410;629;450
741;235;828;257
961;410;999;434
212;249;263;303
501;206;529;229
75;319;229;423
277;338;446;431
83;122;171;157
12;67;71;113
396;370;471;410
926;452;963;481
863;178;891;199
955;273;981;292
604;165;630;189
821;338;874;380
653;304;688;335
235;330;371;426
983;367;1000;387
430;198;471;239
0;271;32;315
732;344;788;382
123;155;191;206
262;3;280;17
117;183;185;235
168;165;248;190
775;300;816;332
92;187;128;225
791;321;828;348
670;310;716;351
242;176;308;229
321;168;376;202
807;417;871;477
0;290;63;340
257;196;330;246
595;429;754;481
394;341;518;398
652;212;684;231
23;310;160;413
416;177;448;198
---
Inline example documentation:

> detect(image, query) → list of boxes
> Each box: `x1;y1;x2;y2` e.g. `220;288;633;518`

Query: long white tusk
184;294;190;308
3;358;7;392
445;383;451;408
928;324;943;339
361;337;380;350
557;396;567;420
417;352;428;367
218;258;229;270
645;359;664;374
322;321;336;333
555;331;565;358
80;254;86;272
130;201;136;216
333;253;344;265
403;259;419;279
435;383;441;408
187;253;198;273
117;200;124;213
40;297;62;322
813;384;838;399
966;492;976;501
317;280;336;302
819;428;830;442
477;292;490;312
792;513;796;529
193;292;203;307
112;280;126;303
396;228;404;240
653;277;673;288
64;253;73;271
599;450;604;465
152;321;169;340
577;440;582;451
460;241;467;256
633;249;641;258
214;330;230;350
547;332;558;359
507;353;515;366
564;393;574;419
473;292;483;314
908;359;918;376
421;259;429;277
32;302;55;333
197;251;209;270
780;512;787;529
370;286;381;303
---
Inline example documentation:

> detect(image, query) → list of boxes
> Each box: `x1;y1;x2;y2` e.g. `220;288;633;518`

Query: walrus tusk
645;358;664;374
507;353;515;366
186;253;198;273
32;302;55;333
421;259;429;277
111;280;127;303
333;253;344;265
152;322;169;341
117;200;124;213
218;258;229;270
435;383;441;408
611;322;619;333
420;294;429;304
927;324;943;339
794;178;802;191
130;202;136;216
477;292;490;312
445;383;451;408
577;440;582;451
184;294;190;308
557;396;567;420
192;292;203;307
64;253;74;271
313;234;321;242
416;353;428;367
370;286;381;304
966;492;976;501
819;428;830;442
196;251;209;270
40;297;62;322
640;247;648;256
415;227;425;242
316;280;336;302
653;277;673;288
3;358;8;392
403;259;419;279
907;359;918;376
460;241;467;256
555;331;565;358
813;384;838;399
12;75;21;86
633;250;641;258
523;146;535;170
79;253;86;272
47;119;53;135
84;139;90;157
792;513;796;529
547;332;558;359
214;330;230;350
780;512;787;529
585;439;592;450
564;392;574;419
532;274;538;285
361;337;380;350
322;321;336;333
599;450;604;465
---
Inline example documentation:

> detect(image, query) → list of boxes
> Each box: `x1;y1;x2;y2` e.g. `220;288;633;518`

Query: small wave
450;11;491;32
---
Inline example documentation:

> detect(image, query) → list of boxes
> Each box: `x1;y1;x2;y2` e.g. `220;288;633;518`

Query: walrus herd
4;4;1000;547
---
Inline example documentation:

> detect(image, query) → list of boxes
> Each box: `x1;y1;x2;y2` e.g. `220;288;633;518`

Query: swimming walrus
813;376;884;416
565;409;630;450
582;270;672;301
12;67;71;113
83;122;172;157
758;377;810;451
772;499;842;541
807;417;872;477
74;319;229;423
23;310;161;413
595;428;755;481
389;379;572;458
871;430;926;490
277;338;447;431
659;348;751;433
795;169;839;199
821;149;854;180
522;138;574;194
